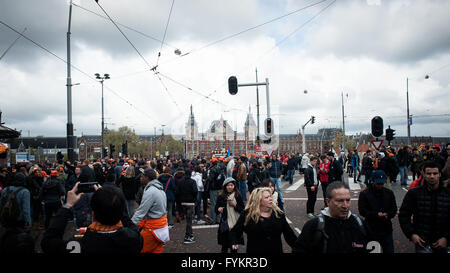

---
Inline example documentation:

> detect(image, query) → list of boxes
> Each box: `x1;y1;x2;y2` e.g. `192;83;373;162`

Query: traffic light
386;126;395;141
265;118;273;136
122;141;128;157
311;116;315;124
228;76;238;95
371;116;383;137
109;144;115;158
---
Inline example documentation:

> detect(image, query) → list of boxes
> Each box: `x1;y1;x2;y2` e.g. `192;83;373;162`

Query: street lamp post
406;77;411;146
341;92;346;155
95;73;110;159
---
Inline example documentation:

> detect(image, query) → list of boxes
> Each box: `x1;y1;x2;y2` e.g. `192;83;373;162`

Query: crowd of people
0;142;449;254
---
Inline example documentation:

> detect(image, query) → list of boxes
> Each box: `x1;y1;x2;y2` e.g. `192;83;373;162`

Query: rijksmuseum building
184;105;341;159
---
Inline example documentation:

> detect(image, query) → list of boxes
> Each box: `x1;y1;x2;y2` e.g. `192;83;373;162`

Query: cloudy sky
1;0;449;139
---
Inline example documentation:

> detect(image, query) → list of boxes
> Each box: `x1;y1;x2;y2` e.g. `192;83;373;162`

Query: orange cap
211;157;218;163
219;156;224;161
50;170;59;177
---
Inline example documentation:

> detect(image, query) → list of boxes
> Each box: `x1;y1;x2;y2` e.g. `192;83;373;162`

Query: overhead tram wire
191;0;336;110
0;19;163;127
93;1;246;116
157;0;330;67
94;0;185;112
72;2;177;49
155;0;175;68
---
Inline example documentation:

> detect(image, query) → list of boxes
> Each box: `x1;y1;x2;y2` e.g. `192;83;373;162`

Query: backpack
215;166;226;189
314;213;366;253
232;163;240;180
0;187;25;226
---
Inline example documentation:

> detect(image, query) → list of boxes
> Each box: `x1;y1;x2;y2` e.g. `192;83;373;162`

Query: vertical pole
101;80;104;159
342;92;346;155
265;78;270;118
406;78;411;146
256;68;260;145
66;1;74;162
302;126;306;154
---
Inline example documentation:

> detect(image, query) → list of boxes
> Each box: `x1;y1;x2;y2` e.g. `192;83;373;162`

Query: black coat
229;210;297;253
0;227;35;253
293;214;368;253
399;183;450;245
41;207;143;254
328;159;343;182
358;185;397;238
119;175;139;200
215;193;245;246
175;176;198;204
304;165;319;188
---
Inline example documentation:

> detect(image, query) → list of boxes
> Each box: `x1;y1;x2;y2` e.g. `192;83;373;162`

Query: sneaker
168;224;174;229
307;213;315;218
184;236;196;244
196;220;206;225
192;219;197;224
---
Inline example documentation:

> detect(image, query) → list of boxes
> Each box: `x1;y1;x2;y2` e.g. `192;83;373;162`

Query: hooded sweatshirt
131;179;167;224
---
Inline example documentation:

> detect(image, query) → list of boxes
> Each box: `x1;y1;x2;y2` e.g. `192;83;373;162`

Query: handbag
219;214;229;233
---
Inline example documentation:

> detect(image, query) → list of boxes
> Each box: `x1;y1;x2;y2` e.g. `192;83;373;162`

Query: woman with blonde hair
119;165;139;217
229;187;297;253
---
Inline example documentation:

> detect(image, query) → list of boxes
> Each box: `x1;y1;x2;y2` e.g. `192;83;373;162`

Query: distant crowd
0;142;449;254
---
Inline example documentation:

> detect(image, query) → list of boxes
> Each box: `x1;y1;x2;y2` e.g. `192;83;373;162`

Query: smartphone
77;182;99;193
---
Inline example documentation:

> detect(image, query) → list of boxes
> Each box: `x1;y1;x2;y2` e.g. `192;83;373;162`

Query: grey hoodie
131;179;167;224
320;207;352;219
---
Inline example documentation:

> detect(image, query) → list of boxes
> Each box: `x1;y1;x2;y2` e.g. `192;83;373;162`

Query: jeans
353;166;361;181
195;192;203;221
209;190;220;223
167;200;174;225
270;177;283;202
399;166;409;185
306;187;318;214
287;169;295;185
237;180;247;201
321;182;329;207
126;199;136;218
182;205;194;237
364;169;372;186
44;201;61;229
376;233;395;254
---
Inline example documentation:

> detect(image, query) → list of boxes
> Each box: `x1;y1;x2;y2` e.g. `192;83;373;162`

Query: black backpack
314;213;366;253
0;187;25;226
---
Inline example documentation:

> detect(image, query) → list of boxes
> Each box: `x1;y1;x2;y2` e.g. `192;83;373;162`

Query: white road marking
285;178;304;192
192;224;218;229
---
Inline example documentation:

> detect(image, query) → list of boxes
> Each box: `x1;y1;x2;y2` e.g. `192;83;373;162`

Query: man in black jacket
293;182;368;253
327;152;343;183
358;170;397;253
40;183;143;254
175;169;198;244
304;156;319;218
399;161;450;253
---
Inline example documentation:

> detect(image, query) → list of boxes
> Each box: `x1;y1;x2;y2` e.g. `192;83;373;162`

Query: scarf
88;220;123;233
226;192;240;230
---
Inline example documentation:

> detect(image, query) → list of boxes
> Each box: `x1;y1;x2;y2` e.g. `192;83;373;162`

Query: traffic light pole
301;116;314;154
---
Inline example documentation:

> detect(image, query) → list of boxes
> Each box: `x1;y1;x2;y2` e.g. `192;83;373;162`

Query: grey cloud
304;0;450;63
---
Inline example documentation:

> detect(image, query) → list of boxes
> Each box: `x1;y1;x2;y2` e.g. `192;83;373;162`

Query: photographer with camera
40;182;143;254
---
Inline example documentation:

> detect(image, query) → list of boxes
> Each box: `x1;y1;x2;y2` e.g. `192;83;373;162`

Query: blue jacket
40;178;65;204
0;186;32;227
351;154;360;168
269;159;282;178
158;173;176;202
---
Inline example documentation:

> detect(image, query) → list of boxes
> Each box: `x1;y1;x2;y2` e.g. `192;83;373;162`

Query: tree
331;131;356;153
105;126;184;159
